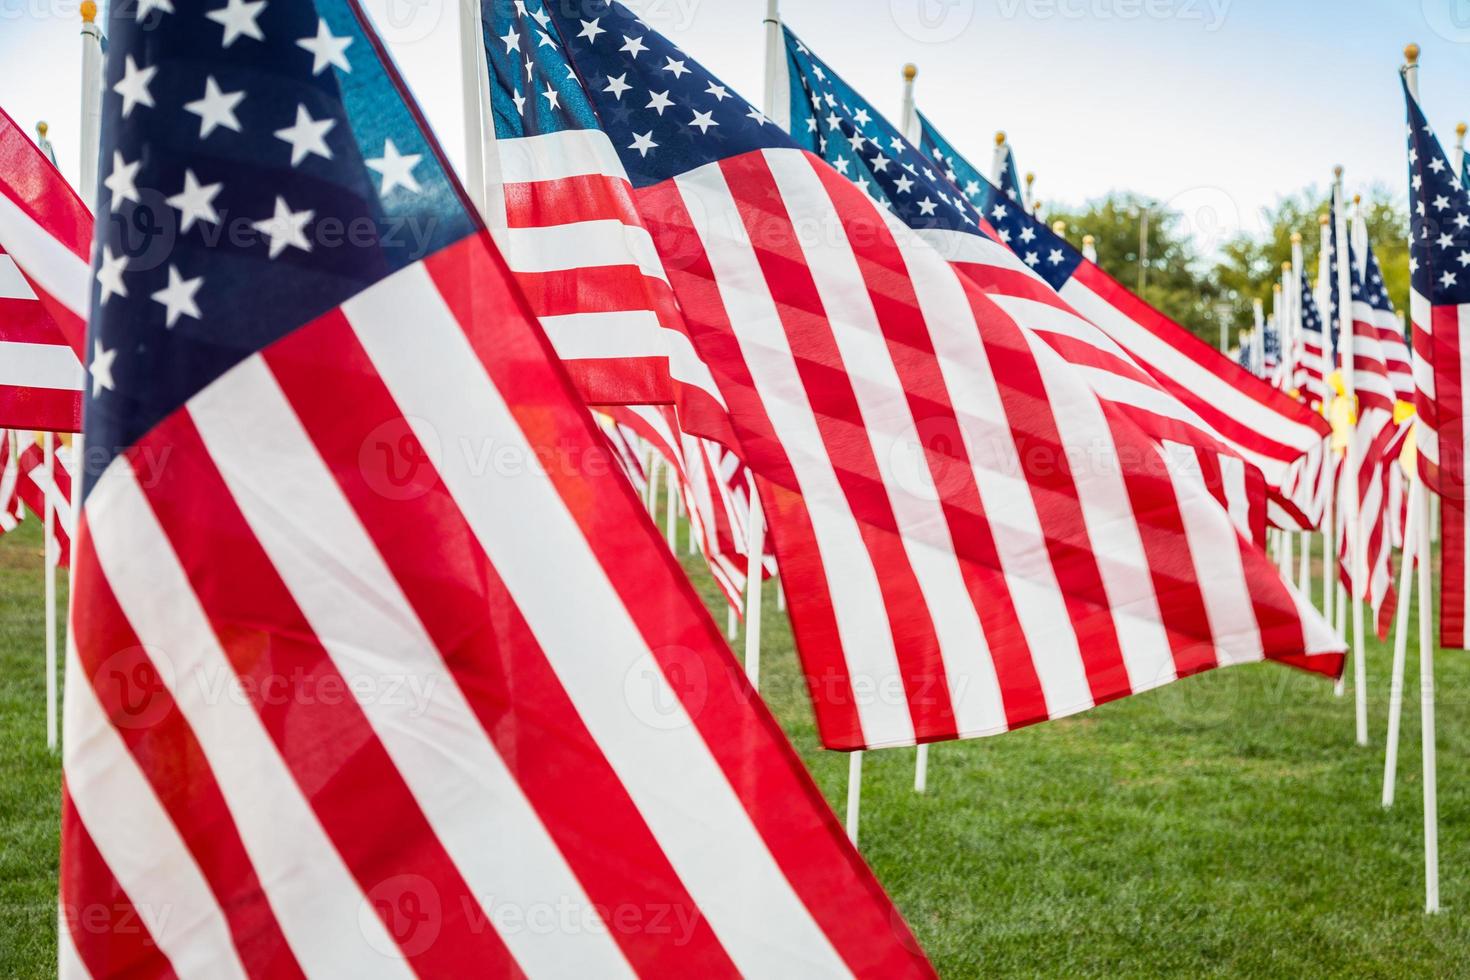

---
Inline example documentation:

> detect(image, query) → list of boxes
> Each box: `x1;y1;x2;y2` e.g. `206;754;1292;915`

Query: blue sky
2;0;1467;250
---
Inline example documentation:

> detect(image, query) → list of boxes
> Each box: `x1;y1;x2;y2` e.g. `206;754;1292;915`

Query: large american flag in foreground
1405;80;1470;648
0;105;92;433
531;1;1341;754
63;2;931;976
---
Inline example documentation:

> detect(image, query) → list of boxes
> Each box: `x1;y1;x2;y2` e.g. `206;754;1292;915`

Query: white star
646;90;673;115
89;341;116;397
688;109;718;134
112;56;156;118
998;228;1012;243
366;139;422;196
512;91;526;115
620;35;648;58
746;107;769;126
206;0;266;47
964;180;981;197
806;117;818;133
151;265;203;328
917;197;938;216
604;73;631;99
536;30;557;49
135;0;173;20
166;169;222;232
183;76;244;138
95;246;128;306
870;154;891;172
812;66;827;82
1458;251;1470;268
991;203;1008;220
1048;249;1064;265
578;17;604;42
1023;251;1039;267
1434;195;1451;211
628;131;658;157
1455;213;1470;230
252;196;314;259
846;132;867;152
894;174;914;194
890;136;905;153
1441;270;1458;288
825;112;842;131
529;6;550;28
705;82;730;101
541;83;560;110
1429;157;1447;173
662;56;690;78
1019;226;1036;243
103;151;141;212
833;156;850;175
1438;232;1455;249
297;18;352;75
500;27;521;54
853;108;871;127
274;104;335;166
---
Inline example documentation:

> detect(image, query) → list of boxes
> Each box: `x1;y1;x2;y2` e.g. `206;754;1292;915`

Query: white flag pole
846;750;863;844
1382;467;1421;808
990;131;1008;188
664;463;678;551
1454;122;1466;184
1403;41;1440;913
761;0;789;134
1318;213;1342;695
42;432;57;752
1290;234;1315;602
1335;168;1369;747
79;2;103;204
1023;172;1036;213
458;0;489;219
898;64;919;144
1082;234;1098;263
744;489;764;689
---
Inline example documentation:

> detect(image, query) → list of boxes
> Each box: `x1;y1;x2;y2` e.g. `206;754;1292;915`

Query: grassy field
3;511;1469;977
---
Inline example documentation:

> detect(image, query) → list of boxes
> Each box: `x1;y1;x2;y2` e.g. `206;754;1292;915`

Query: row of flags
0;0;1457;969
0;431;73;564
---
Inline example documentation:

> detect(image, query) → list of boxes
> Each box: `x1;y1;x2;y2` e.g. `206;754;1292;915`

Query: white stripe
345;259;854;978
0;189;89;319
56;902;93;980
767;151;1010;739
505;219;668;285
674;157;915;749
537;309;728;409
1060;278;1322;452
62;635;249;979
1220;452;1252;539
0;253;38;299
83;461;412;978
493;129;630;185
188;357;635;979
0;340;84;390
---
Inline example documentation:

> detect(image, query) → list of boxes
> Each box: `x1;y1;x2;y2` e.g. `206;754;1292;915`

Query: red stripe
1443;499;1465;649
0;383;81;432
61;785;178;980
69;523;306;978
133;408;520;976
265;308;741;977
0;295;65;344
421;233;934;978
503;173;641;229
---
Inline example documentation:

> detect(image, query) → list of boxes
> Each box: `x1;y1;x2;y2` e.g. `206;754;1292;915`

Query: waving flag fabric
0;432;23;536
781;28;1270;541
1405;80;1470;647
476;0;728;421
995;138;1025;207
530;2;1341;753
1295;266;1331;409
906;111;1331;531
0;105;92;433
63;3;932;976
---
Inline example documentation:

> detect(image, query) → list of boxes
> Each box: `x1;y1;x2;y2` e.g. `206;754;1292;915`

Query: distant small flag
14;435;72;566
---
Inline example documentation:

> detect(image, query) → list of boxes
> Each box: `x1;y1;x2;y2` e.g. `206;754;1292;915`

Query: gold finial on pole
1319;213;1331;226
1283;261;1292;273
80;0;96;23
1082;234;1095;246
1291;232;1302;244
994;131;1006;146
1458;122;1468;139
1051;220;1067;236
35;121;47;138
1404;43;1420;65
903;63;917;81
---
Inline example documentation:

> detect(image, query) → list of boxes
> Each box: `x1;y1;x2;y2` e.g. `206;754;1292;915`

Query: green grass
4;511;1470;977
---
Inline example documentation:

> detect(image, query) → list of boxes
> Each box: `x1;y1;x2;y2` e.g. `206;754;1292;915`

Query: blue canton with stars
1403;78;1470;311
1351;237;1398;319
518;0;797;187
918;112;1084;290
781;28;984;238
85;0;474;497
996;143;1025;207
1299;265;1326;357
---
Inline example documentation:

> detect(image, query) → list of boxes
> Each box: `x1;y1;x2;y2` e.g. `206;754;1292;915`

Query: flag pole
990;131;1008;187
1403;40;1440;913
1454;122;1467;184
744;490;764;689
664;462;678;552
1082;234;1097;263
1335;167;1369;747
898;64;919;143
1382;461;1421;808
1023;172;1035;213
458;0;489;220
1319;214;1341;661
846;749;863;844
42;432;57;752
79;1;103;203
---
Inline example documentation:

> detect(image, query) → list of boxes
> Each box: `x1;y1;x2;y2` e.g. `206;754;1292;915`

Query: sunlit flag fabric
15;435;72;566
0;105;92;433
476;0;727;420
535;1;1342;753
1404;80;1470;648
908;113;1331;532
781;27;1269;541
0;432;24;536
62;3;933;977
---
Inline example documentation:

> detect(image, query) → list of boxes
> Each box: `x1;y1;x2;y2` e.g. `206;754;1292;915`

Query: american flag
905;108;1332;533
0;105;93;433
62;2;931;976
994;136;1026;207
14;434;72;566
1405;79;1470;648
1295;263;1331;408
477;0;727;421
533;1;1342;753
597;411;652;496
1262;312;1281;382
